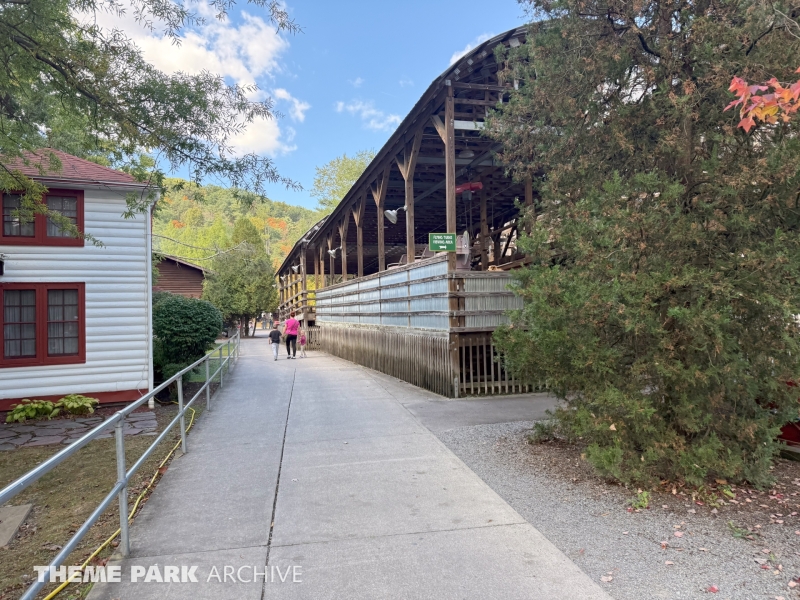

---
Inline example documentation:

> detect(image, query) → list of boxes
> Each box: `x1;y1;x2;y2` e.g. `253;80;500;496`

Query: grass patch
0;402;206;599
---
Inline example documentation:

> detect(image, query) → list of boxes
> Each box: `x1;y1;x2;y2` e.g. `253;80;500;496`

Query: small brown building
153;255;207;298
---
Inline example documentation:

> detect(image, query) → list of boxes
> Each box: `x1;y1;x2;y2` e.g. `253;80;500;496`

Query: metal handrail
0;332;241;600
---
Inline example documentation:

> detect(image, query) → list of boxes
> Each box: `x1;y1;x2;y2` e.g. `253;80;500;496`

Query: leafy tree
0;0;299;226
152;179;320;268
231;217;264;248
203;246;277;337
152;293;222;380
490;2;800;487
311;150;375;212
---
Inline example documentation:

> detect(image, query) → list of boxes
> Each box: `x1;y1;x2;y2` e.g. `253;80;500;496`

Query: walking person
283;312;300;359
268;324;282;361
261;311;268;330
299;329;307;358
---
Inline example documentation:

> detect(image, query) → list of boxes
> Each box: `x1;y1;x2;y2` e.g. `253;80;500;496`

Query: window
0;283;85;367
0;189;84;246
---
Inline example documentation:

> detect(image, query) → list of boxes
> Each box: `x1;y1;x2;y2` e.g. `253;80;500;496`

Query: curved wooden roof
279;26;528;278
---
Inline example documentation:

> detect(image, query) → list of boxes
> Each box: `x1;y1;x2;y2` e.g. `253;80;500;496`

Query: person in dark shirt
268;324;282;361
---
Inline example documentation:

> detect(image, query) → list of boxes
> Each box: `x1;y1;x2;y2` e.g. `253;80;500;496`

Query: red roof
1;149;144;187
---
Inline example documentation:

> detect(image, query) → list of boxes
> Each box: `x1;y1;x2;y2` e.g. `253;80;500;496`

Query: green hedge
152;293;222;380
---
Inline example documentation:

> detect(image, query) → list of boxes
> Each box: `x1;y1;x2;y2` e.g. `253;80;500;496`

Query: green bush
152;293;222;380
6;399;59;422
56;394;98;415
490;2;800;489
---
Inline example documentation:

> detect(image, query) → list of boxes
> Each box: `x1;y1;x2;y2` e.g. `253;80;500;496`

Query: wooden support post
493;232;502;266
313;247;319;290
352;193;365;278
338;217;349;279
370;165;391;272
445;84;456;235
395;129;423;264
319;245;326;289
479;183;489;270
327;234;335;284
299;245;307;316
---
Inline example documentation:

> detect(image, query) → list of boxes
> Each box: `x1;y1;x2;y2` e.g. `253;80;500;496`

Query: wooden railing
316;326;453;397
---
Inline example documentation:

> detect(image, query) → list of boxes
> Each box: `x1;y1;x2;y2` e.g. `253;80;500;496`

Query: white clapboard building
0;150;155;410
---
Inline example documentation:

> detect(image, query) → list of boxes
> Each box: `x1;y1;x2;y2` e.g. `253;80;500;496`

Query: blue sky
101;1;529;209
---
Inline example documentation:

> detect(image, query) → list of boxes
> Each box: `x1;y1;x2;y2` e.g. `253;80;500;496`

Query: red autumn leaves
726;68;800;132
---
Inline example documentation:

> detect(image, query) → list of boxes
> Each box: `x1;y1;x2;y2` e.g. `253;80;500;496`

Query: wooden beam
370;165;391;272
453;97;501;106
313;246;319;291
352;193;366;278
338;216;349;279
452;82;510;92
319;245;326;289
300;244;307;295
501;223;517;260
431;115;446;142
396;128;423;264
479;184;488;270
327;234;335;283
445;84;457;236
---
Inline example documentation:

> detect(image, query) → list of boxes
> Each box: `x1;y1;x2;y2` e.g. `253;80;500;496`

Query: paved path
89;339;609;600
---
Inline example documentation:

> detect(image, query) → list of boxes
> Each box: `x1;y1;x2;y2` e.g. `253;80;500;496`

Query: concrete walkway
89;339;609;600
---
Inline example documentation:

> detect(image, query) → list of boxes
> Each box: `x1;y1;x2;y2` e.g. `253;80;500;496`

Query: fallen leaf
699;548;708;552
662;504;669;509
660;541;668;549
665;561;674;565
609;424;617;431
600;576;613;583
788;581;797;588
715;479;727;485
763;548;771;554
674;531;684;538
708;585;719;593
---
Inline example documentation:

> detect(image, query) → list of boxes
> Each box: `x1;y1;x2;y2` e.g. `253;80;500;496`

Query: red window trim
0;189;85;247
0;282;86;368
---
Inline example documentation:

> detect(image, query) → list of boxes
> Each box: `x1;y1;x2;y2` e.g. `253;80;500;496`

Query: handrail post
219;346;224;387
114;420;130;557
205;355;211;411
178;374;187;454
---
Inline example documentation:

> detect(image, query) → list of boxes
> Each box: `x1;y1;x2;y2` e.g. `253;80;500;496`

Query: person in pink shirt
283;312;300;359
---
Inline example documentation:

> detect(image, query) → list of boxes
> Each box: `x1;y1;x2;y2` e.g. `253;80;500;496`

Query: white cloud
349;77;365;88
450;33;493;65
399;78;414;88
230;116;296;156
91;4;301;156
273;88;310;122
335;100;402;132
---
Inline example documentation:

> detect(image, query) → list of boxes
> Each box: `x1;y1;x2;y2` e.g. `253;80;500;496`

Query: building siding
0;188;151;406
154;259;205;298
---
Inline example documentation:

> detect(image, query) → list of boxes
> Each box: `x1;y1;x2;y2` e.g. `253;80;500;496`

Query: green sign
429;233;456;252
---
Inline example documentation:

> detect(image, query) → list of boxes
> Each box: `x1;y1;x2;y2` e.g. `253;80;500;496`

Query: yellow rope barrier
42;405;197;600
